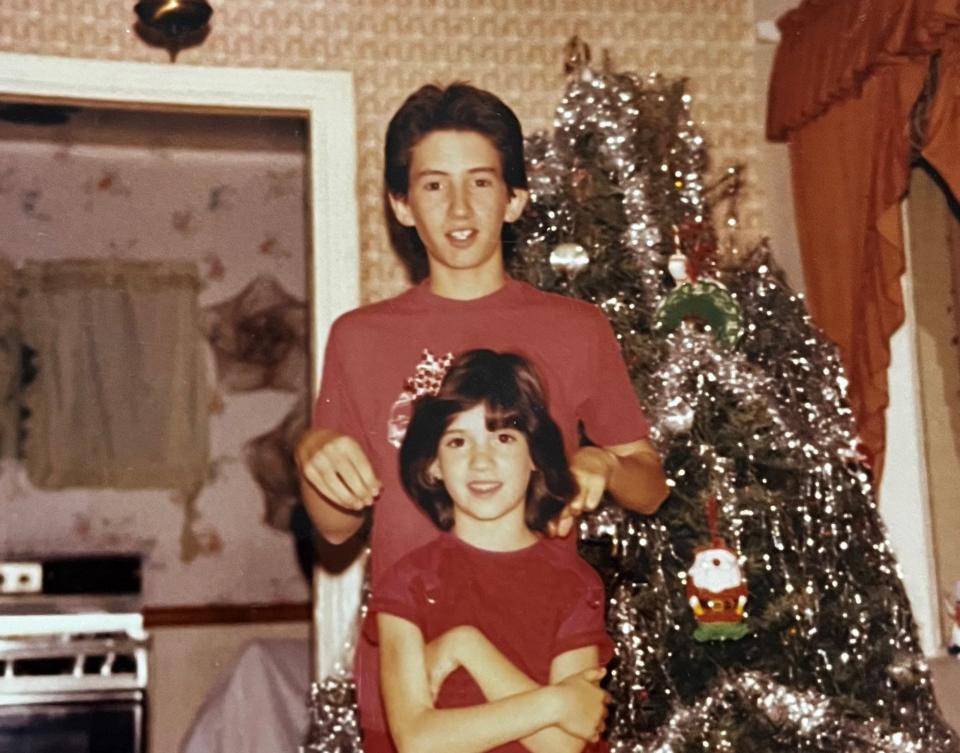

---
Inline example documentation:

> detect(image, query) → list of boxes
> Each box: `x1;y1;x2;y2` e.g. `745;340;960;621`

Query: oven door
0;690;144;753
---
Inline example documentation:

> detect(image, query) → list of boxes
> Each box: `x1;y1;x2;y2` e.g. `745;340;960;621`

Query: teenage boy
296;82;668;749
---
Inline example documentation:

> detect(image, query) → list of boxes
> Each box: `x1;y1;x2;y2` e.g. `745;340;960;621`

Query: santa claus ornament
686;496;750;641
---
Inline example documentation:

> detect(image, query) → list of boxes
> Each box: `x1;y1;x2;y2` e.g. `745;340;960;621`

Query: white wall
882;299;942;654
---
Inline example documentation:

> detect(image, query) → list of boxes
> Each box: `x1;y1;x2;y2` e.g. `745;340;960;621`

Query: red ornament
676;219;717;281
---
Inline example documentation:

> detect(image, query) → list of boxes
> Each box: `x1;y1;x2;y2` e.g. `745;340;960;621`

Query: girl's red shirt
365;532;612;753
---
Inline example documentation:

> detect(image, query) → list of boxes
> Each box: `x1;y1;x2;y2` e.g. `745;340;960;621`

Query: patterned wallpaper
0;0;764;304
0;114;311;607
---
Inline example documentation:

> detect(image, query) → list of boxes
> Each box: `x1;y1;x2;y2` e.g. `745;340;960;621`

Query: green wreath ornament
655;280;743;349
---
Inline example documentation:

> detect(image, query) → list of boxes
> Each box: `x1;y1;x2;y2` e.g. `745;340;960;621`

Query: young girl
368;349;613;753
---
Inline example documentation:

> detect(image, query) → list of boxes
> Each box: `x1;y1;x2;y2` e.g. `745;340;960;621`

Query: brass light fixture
133;0;214;62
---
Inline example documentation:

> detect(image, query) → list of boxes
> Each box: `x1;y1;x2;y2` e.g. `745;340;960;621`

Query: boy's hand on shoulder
549;447;615;537
551;440;669;534
295;427;382;510
553;667;609;741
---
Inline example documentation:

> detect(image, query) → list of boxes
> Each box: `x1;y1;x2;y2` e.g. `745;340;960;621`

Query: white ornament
667;253;689;284
549;242;590;276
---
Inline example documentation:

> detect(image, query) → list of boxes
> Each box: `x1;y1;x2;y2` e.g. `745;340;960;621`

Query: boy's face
389;130;528;281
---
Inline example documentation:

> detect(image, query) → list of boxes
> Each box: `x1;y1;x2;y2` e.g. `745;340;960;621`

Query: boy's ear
388;193;417;228
504;188;529;223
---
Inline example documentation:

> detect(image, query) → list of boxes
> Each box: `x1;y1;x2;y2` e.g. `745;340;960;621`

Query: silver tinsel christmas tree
511;37;959;753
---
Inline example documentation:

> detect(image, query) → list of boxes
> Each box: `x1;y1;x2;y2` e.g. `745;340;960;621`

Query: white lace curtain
19;259;209;492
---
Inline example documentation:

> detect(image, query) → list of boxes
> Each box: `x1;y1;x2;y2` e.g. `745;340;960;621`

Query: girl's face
429;403;534;528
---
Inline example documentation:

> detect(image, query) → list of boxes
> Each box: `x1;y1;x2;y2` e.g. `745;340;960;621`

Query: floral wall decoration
0;109;312;608
202;273;310;534
203;274;308;395
245;394;310;533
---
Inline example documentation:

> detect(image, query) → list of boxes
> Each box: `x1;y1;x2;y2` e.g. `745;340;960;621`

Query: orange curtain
922;33;960;198
767;0;960;481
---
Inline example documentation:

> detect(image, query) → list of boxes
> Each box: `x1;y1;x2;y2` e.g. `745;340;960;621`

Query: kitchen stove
0;556;148;753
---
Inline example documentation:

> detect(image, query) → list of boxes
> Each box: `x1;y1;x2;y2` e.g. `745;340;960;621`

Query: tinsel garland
301;557;370;753
301;674;362;753
619;670;929;753
302;44;960;753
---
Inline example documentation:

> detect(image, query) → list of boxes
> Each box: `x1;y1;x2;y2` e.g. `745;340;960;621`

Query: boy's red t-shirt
367;533;613;753
313;277;650;739
315;278;649;584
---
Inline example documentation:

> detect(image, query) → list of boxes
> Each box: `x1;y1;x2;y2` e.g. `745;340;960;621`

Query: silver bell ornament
662;396;695;434
549;242;590;276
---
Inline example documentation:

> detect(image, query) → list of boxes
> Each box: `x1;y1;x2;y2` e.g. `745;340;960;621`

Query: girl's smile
466;480;503;496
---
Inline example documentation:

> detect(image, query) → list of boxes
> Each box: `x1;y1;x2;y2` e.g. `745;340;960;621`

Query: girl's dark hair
399;349;576;533
383;82;529;283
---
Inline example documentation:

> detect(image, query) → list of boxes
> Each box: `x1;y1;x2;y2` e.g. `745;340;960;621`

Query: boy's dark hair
383;82;529;283
399;349;575;533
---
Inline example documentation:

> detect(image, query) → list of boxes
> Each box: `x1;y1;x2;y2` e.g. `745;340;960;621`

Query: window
19;259;209;491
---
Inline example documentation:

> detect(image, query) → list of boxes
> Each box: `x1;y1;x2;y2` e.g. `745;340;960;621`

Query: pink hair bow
405;348;455;398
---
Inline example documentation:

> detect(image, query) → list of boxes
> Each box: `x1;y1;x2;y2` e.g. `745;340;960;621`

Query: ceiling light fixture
133;0;214;62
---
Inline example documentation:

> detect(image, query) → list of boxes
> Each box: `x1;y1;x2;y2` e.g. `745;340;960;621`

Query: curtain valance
767;0;960;139
766;0;960;480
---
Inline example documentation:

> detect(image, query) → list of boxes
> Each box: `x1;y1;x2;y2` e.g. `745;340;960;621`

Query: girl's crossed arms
369;349;613;753
380;618;607;753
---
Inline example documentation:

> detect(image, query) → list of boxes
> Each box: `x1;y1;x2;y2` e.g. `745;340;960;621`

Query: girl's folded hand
554;667;609;741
